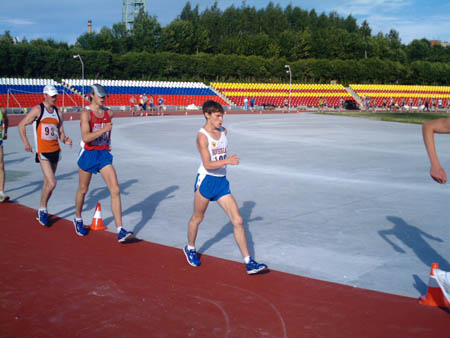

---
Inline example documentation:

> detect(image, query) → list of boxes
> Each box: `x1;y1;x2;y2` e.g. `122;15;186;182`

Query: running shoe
246;258;267;275
73;219;88;236
0;192;9;203
433;268;450;303
36;209;49;227
183;245;201;267
118;228;134;243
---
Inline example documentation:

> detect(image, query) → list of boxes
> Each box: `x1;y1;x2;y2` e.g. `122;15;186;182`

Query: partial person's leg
217;194;250;258
0;147;8;202
39;160;58;209
99;164;122;227
0;146;5;192
187;189;210;247
75;167;92;219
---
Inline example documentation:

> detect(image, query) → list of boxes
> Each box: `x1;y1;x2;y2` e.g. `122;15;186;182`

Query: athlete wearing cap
74;84;134;243
18;85;72;226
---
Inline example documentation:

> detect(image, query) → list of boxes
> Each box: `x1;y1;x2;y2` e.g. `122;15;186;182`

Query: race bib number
41;123;58;141
91;123;110;146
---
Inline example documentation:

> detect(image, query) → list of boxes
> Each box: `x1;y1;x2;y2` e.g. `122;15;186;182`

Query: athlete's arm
18;104;41;152
422;117;450;184
197;132;239;170
58;121;72;147
80;109;112;144
2;108;8;140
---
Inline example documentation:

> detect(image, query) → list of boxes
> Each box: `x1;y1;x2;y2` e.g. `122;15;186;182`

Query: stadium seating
1;78;228;109
210;82;354;107
61;79;228;107
0;78;84;109
350;84;450;108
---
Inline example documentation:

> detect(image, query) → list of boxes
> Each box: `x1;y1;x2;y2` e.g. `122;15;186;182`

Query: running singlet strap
84;110;111;150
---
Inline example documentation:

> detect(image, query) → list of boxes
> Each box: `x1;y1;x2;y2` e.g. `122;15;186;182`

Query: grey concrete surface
3;113;450;298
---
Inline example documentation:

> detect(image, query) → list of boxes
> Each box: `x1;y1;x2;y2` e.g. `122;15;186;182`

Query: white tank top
197;127;227;177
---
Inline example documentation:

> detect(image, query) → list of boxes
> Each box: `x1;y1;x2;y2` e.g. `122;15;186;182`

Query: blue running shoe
246;258;267;275
73;219;88;236
118;228;134;243
36;210;49;227
183;245;201;267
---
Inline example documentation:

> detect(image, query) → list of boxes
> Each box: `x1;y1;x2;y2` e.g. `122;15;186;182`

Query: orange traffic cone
90;202;107;231
420;262;450;307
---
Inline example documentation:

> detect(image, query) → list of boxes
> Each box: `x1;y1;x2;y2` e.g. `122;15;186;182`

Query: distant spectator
250;97;255;111
142;93;148;111
149;96;154;113
424;98;430;112
244;97;248;111
318;97;324;112
383;97;387;110
438;98;443;110
339;97;344;112
158;96;164;115
389;97;394;111
408;98;413;111
129;95;137;116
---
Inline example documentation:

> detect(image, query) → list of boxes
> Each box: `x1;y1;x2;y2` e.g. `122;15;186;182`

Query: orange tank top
34;103;61;154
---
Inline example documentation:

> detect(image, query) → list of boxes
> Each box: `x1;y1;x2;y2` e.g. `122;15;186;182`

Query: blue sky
1;0;449;45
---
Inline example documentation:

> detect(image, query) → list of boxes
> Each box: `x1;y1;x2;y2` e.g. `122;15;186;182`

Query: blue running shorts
195;174;231;201
78;149;113;174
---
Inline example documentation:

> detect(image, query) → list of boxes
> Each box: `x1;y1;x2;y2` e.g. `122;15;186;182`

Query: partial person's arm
197;131;239;170
18;105;41;152
2;109;8;140
58;120;72;147
79;110;112;143
422;117;450;184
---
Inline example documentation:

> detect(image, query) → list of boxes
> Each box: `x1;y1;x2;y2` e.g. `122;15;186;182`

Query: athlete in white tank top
197;127;228;177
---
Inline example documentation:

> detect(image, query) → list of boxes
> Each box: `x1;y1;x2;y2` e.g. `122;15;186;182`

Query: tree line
1;1;450;85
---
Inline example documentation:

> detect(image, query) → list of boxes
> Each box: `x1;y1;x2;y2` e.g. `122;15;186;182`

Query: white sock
75;218;82;222
117;226;123;233
244;256;251;264
39;207;47;212
0;191;4;195
187;245;195;251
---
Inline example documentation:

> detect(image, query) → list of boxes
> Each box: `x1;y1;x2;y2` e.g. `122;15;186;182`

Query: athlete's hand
64;136;72;147
103;122;113;132
226;154;240;165
24;143;33;152
430;164;447;184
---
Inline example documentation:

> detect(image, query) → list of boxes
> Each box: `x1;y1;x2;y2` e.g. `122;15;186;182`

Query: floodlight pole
285;65;292;111
73;54;85;108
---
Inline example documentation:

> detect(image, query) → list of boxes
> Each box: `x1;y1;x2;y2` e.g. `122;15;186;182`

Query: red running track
0;202;448;337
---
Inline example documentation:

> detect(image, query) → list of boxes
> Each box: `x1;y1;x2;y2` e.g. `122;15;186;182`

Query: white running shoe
433;268;450;304
0;192;10;203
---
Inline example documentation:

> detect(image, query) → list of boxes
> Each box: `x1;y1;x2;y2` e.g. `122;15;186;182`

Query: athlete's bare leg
39;159;58;209
187;189;210;247
75;167;92;218
0;147;5;192
100;164;122;227
217;193;250;258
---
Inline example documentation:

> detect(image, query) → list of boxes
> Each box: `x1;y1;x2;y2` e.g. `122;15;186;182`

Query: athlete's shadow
8;170;78;201
198;201;262;257
55;179;139;220
5;157;28;165
379;216;449;270
103;185;179;235
379;216;450;296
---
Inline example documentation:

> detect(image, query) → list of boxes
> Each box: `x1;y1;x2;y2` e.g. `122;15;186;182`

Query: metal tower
122;0;146;30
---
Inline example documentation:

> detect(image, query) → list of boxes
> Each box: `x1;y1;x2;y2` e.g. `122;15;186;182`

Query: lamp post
73;54;85;108
285;65;291;111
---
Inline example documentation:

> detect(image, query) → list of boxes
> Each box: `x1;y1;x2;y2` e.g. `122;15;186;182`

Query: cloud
335;0;411;15
0;17;35;26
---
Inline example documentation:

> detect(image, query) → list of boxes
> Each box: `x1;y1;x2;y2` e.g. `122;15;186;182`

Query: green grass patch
316;111;450;124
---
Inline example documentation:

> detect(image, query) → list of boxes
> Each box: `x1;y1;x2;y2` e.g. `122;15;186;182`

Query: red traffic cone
90;202;107;231
420;262;450;307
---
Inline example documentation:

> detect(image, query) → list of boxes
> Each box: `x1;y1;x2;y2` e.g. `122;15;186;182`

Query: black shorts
36;150;61;164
